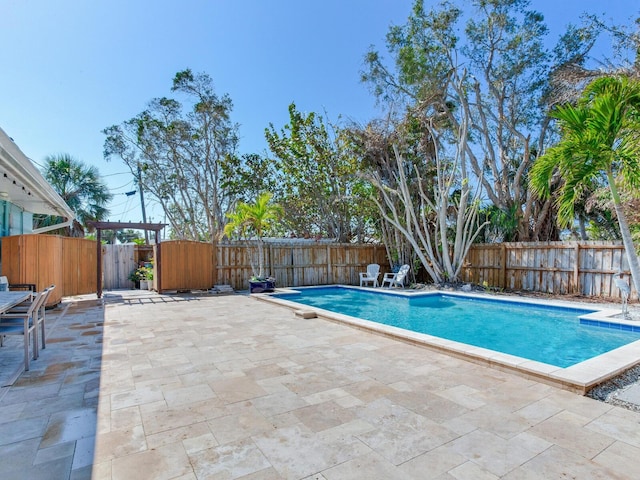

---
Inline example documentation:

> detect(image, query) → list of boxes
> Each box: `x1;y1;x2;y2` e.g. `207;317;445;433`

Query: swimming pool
271;286;640;368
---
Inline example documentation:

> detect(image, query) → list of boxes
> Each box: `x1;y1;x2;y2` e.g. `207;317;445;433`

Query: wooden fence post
327;244;333;284
211;240;218;286
500;244;507;288
573;243;580;294
96;230;103;298
268;244;273;278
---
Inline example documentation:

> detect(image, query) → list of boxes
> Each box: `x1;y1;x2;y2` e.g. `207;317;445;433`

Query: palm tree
224;192;282;279
36;154;113;237
530;75;640;294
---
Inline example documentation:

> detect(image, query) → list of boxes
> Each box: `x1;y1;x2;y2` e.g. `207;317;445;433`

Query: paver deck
1;290;640;479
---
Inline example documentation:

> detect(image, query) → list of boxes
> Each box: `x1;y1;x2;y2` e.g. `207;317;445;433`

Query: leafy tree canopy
265;103;375;242
530;75;640;293
361;0;600;242
103;69;242;241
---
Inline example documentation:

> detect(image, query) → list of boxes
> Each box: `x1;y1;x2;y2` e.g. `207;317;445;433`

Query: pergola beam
86;221;167;298
86;221;166;232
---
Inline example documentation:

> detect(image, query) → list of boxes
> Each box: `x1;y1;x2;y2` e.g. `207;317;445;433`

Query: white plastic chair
359;264;381;287
381;264;410;288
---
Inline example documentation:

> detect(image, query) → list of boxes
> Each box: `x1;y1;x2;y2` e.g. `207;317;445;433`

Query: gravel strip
586;365;640;412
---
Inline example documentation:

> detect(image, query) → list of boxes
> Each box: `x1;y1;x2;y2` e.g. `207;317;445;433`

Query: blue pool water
275;287;640;368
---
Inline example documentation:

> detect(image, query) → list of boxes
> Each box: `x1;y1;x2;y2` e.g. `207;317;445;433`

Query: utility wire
109;179;136;191
108;198;135;208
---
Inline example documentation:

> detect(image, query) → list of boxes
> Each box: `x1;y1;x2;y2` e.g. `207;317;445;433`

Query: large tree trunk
609;173;640;297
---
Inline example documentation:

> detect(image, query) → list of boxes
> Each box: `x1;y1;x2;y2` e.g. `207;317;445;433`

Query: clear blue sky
1;0;636;225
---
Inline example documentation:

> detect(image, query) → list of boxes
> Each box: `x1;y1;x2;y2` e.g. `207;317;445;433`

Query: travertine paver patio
1;290;640;479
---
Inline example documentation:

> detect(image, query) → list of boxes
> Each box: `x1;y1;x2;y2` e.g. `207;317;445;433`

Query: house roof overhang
0;127;75;220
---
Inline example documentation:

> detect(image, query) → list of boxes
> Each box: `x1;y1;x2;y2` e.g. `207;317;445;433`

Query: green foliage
129;264;153;282
224;192;282;278
585;214;620;240
477;204;520;243
265;103;373;242
35;154;113;236
360;0;601;242
530;76;640;226
117;229;143;244
530;75;640;294
128;268;144;283
221;153;278;204
84;233;108;245
139;266;153;280
224;192;282;240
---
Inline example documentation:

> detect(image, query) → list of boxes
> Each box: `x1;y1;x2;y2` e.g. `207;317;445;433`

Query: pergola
86;221;167;298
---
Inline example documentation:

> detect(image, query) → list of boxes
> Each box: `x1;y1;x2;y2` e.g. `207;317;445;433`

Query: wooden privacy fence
110;240;387;292
215;242;389;291
160;240;214;291
2;235;635;301
102;244;135;290
1;234;96;305
462;241;636;300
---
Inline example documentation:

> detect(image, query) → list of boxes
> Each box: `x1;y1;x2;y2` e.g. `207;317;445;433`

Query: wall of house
0;199;33;236
0;200;33;270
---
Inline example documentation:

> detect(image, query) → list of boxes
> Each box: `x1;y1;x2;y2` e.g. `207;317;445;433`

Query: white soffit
0;127;74;220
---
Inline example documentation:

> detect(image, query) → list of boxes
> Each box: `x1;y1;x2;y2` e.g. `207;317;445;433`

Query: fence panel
213;242;388;291
160;240;214;291
102;244;135;290
216;244;252;291
1;234;63;305
270;244;331;287
462;241;634;300
62;238;97;295
268;244;293;287
330;244;388;286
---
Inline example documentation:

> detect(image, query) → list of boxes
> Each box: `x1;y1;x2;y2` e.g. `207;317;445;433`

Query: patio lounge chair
381;264;410;288
359;263;381;287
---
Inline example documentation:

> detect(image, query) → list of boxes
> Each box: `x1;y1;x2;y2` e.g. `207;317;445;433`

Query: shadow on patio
0;290;211;480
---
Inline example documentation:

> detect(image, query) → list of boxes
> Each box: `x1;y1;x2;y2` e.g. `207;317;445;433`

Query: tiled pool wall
258;286;640;394
580;318;640;332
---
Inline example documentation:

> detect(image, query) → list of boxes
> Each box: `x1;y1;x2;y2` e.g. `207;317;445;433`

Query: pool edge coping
255;285;640;395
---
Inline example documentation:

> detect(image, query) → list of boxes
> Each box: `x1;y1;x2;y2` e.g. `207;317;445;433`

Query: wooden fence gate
103;244;135;290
